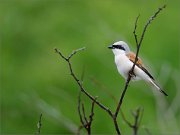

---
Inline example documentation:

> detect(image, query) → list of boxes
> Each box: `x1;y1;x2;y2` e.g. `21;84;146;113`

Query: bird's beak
108;45;113;49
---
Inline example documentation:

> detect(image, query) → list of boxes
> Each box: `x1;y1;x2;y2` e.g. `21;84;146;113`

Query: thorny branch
55;4;166;135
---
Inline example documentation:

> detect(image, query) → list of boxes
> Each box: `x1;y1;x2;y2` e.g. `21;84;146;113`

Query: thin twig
112;5;166;135
90;77;133;134
36;113;42;135
133;4;166;75
77;90;97;135
55;5;166;134
122;108;144;135
55;48;113;117
133;14;140;47
86;97;97;135
138;5;166;46
82;103;88;124
77;65;87;134
68;47;86;60
90;76;144;134
115;4;166;118
132;107;143;135
89;97;96;125
120;110;133;128
78;91;85;127
55;47;114;135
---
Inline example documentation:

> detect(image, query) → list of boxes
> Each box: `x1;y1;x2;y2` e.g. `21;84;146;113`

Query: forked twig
55;4;166;135
132;107;144;135
113;4;166;125
121;107;144;135
77;90;96;135
55;48;113;117
138;5;166;46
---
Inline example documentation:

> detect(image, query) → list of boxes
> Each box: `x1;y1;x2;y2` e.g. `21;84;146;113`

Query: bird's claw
129;71;136;78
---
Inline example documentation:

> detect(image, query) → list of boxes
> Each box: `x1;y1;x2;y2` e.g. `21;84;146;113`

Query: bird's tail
148;79;168;96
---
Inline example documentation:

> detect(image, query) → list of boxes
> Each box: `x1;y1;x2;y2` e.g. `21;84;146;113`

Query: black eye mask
112;45;126;51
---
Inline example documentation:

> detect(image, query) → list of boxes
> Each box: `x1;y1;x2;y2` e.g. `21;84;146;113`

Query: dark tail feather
159;88;168;96
149;79;168;96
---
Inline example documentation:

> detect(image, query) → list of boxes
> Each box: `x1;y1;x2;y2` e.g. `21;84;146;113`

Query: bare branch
77;66;87;133
77;66;88;134
78;91;85;127
86;97;97;134
77;90;97;135
115;4;166;117
56;5;166;135
120;110;133;128
56;48;115;135
54;47;85;61
133;4;166;74
112;116;121;134
55;48;113;117
54;48;68;61
112;5;166;135
89;97;96;125
132;107;143;135
138;5;166;46
133;14;140;47
121;108;144;135
114;79;130;118
36;113;42;135
82;103;88;124
68;47;86;60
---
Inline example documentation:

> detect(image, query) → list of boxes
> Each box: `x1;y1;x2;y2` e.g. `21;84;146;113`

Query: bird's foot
129;70;136;78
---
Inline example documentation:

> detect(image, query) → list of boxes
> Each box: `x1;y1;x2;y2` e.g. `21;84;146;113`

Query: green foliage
1;0;180;134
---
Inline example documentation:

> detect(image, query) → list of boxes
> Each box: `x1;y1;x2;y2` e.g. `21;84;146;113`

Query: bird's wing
126;52;154;80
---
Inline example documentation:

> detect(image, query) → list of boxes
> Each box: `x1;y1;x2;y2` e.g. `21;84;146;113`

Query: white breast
115;54;141;80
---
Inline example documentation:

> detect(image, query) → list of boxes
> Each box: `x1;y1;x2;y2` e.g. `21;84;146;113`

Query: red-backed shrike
108;41;168;96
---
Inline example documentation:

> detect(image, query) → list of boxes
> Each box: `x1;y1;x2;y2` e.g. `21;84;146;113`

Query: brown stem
55;5;166;134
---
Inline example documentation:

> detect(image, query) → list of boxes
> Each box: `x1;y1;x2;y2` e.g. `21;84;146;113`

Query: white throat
112;49;126;56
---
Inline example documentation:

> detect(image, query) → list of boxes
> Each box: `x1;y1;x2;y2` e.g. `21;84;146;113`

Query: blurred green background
1;0;180;134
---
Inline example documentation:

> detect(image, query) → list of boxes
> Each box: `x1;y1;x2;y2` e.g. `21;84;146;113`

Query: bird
108;41;168;96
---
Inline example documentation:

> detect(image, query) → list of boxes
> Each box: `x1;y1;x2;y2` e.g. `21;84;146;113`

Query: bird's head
108;41;130;56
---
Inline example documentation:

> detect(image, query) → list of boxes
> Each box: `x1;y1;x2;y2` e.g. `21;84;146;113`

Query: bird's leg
129;69;136;78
